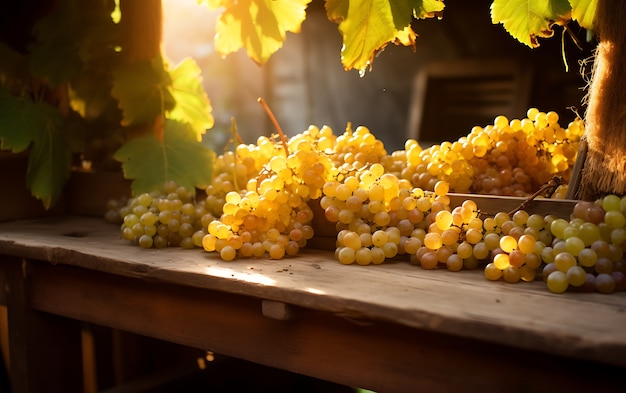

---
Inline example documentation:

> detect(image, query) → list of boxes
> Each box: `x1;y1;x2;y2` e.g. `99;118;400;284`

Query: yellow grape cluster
387;109;584;196
481;210;552;283
320;164;450;265
201;125;337;260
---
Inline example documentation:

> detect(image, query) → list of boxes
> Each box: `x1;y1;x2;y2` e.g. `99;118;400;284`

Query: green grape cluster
114;181;214;249
539;195;626;294
409;185;626;294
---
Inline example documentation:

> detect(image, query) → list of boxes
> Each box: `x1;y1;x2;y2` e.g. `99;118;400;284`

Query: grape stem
258;97;289;157
507;176;563;216
228;117;241;191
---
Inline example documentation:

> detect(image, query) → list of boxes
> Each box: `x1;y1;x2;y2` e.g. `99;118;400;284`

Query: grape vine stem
258;97;289;157
507;176;563;216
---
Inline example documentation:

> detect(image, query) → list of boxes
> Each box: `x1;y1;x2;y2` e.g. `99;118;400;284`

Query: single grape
220;246;237;261
546;271;569;293
595;273;616;294
484;263;502;280
566;266;586;287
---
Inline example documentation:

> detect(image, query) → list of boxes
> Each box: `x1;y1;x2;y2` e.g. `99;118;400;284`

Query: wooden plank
25;262;626;393
0;216;625;369
1;256;83;393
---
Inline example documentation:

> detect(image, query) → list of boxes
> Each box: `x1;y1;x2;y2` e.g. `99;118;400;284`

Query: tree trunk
120;0;163;63
577;0;626;200
119;0;164;139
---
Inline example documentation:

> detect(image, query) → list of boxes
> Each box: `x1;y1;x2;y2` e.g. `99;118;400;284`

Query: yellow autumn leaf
330;0;442;74
208;0;311;65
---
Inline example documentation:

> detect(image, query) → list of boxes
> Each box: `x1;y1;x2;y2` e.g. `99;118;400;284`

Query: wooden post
118;0;165;139
119;0;163;63
578;0;626;200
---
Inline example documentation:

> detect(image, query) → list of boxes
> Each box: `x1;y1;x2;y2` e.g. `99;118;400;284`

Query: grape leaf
569;0;597;30
113;120;214;195
26;118;72;209
415;0;446;19
0;89;70;208
206;0;311;65
0;89;44;153
111;56;176;127
328;0;444;74
168;58;214;141
491;0;572;48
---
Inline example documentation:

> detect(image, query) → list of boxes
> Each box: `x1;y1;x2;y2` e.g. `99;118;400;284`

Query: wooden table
1;215;625;392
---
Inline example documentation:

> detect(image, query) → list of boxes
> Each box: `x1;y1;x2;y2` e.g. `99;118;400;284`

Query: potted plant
0;0;215;218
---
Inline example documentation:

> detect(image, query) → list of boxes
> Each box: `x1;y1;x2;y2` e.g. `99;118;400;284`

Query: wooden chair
406;58;533;147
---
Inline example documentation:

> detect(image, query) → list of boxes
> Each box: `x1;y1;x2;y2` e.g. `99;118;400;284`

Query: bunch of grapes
112;181;214;249
320;163;438;265
539;195;626;294
415;196;487;271
482;210;552;283
387;109;584;196
200;126;335;260
410;188;626;294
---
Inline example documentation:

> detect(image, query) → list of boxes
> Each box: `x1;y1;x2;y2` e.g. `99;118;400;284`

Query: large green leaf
569;0;597;30
26;117;72;209
168;58;214;141
328;0;444;74
113;120;214;195
0;89;70;208
206;0;311;65
0;89;43;153
337;0;409;74
491;0;572;48
111;57;176;126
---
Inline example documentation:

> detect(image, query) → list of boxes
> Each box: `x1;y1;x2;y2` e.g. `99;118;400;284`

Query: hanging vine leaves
201;0;312;66
327;0;444;74
569;0;597;30
26;118;72;209
111;56;176;127
168;57;214;141
0;90;70;208
491;0;572;48
113;120;214;195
